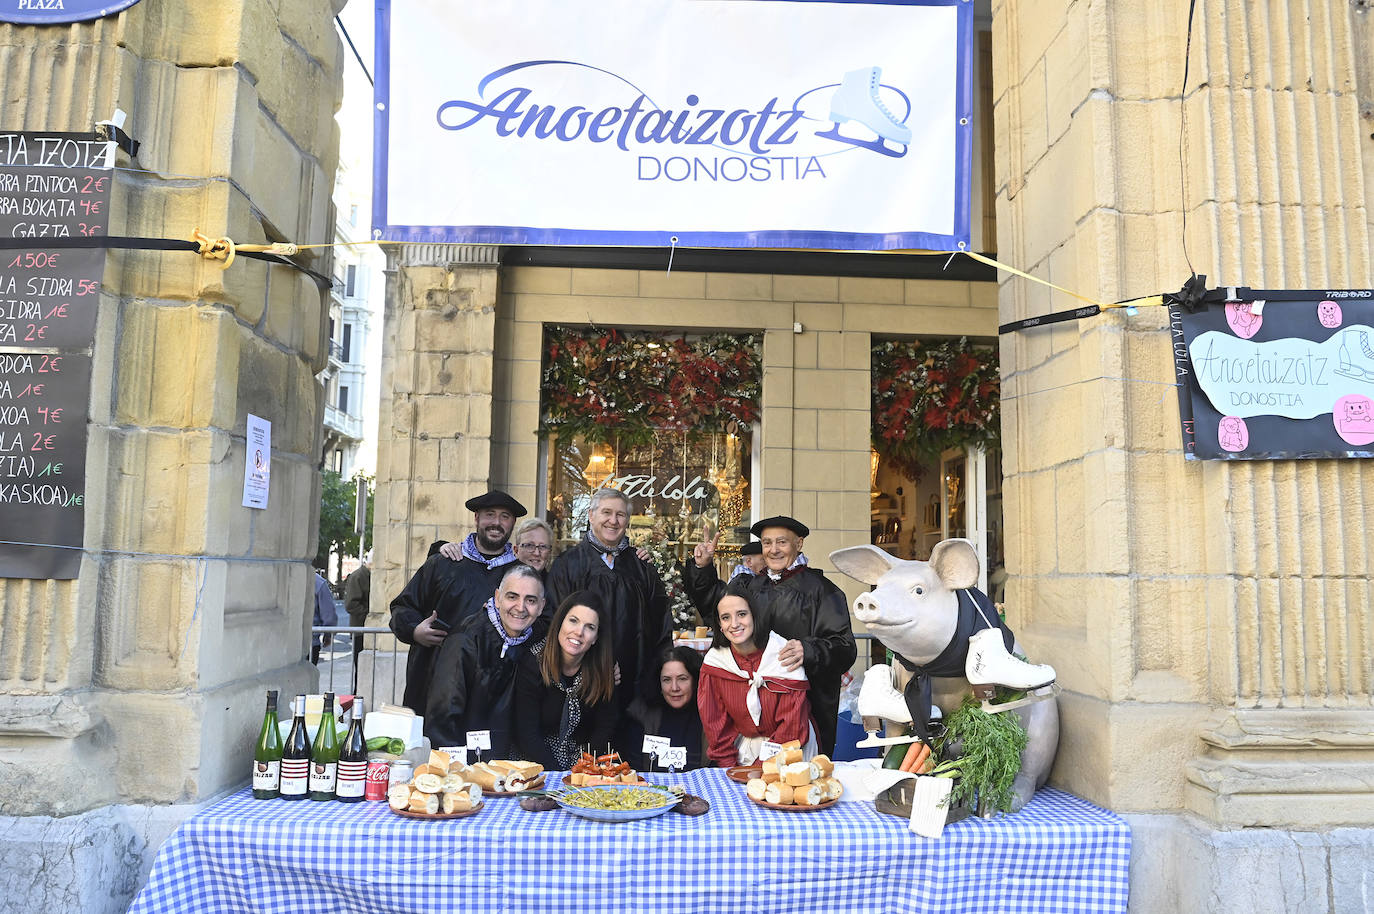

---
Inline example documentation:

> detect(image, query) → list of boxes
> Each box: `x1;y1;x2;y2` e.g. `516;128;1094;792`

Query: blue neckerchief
461;533;518;569
486;597;532;658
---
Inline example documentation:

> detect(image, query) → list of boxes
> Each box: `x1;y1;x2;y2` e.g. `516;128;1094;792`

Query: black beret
749;516;809;538
740;541;763;556
464;490;528;517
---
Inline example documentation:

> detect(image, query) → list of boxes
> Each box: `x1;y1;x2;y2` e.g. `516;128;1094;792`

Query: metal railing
310;625;882;704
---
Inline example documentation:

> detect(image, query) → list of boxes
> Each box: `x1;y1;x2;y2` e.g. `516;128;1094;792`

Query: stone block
116;300;240;431
793;450;842;491
704;273;771;301
762;329;794;369
842;331;871;371
570;268;638;297
93;557;208;691
762;448;792;490
903;279;973;308
791;332;818;370
637;270;705;299
761;365;793;410
506;267;571;295
760;406;792;445
777;276;839;304
414;395;469;439
793;410;818;450
838;276;903;304
792;370;846;409
816;331;843;369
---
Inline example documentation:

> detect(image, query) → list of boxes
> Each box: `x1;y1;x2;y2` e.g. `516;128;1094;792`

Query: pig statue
830;539;1059;813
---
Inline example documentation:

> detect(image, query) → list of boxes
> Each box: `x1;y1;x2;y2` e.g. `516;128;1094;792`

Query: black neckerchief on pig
893;587;1014;744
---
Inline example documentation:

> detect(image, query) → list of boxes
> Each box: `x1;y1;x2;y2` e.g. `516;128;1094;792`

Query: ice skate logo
817;66;912;158
1335;327;1374;381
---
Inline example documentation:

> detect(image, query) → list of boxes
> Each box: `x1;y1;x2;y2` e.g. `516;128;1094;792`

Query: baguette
746;778;768;801
819;777;843;801
793;783;824;806
440;772;466;793
783;762;812;787
781;748;804;765
812;754;834;778
428;750;452;776
490;759;543;781
761;759;781;783
388;784;412;811
408;791;439;814
780;739;801;750
442;791;473;814
413;773;443;794
763;782;794;805
465;763;507;792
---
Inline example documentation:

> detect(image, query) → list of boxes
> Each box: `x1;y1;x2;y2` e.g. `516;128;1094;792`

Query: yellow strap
958;250;1165;310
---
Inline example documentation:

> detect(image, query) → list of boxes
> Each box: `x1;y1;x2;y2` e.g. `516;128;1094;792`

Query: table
129;770;1130;914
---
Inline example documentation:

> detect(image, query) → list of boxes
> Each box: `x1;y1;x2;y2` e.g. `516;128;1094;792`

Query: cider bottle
251;690;283;799
280;694;310;801
335;697;367;803
309;692;340;800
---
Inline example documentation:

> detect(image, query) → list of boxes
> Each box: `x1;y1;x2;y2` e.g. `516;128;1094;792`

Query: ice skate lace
868;71;903;125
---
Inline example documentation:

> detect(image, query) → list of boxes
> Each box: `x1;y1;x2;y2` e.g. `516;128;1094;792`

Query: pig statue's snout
854;591;880;623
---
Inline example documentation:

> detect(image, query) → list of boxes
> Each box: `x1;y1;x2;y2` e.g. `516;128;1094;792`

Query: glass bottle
335;698;367;803
251;690;283;799
280;694;310;801
309;692;340;800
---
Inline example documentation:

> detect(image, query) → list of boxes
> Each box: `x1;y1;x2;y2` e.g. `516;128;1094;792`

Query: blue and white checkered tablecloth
128;771;1130;914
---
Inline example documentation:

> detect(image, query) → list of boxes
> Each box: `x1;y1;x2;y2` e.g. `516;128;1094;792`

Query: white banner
375;0;973;250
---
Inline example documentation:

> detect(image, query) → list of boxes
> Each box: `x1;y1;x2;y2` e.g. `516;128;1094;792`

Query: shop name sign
0;0;143;26
610;473;711;502
376;0;973;250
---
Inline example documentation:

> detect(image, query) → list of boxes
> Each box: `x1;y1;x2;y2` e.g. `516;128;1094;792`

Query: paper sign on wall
242;415;271;508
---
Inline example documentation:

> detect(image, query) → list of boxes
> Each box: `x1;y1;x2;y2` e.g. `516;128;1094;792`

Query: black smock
716;566;857;756
624;696;706;771
683;562;756;625
388;553;511;714
544;541;673;714
512;647;619;769
423;611;530;756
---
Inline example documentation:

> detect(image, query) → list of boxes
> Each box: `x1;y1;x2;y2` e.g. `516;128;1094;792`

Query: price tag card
759;740;783;761
437;746;468;765
661;746;687;770
642;735;670;759
466;730;491;751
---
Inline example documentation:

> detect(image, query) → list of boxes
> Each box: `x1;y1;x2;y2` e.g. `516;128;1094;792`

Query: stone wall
992;0;1374;906
0;2;343;909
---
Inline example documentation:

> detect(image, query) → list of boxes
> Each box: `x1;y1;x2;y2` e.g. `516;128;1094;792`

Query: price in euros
36;407;62;424
80;175;107;194
30;432;57;451
78;223;102;236
79;199;102;215
77;279;100;296
23;324;47;342
6;252;60;269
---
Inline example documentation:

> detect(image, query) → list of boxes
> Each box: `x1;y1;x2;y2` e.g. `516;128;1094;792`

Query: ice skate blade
978;683;1059;715
1335;365;1374;382
855;731;921;749
816;121;907;158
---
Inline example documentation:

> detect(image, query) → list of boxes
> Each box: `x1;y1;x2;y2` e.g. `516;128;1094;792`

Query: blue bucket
831;711;879;762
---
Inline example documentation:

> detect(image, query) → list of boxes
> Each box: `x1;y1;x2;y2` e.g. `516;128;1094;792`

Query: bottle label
336;760;367;798
252;759;280;792
280;758;309;795
309;761;337;793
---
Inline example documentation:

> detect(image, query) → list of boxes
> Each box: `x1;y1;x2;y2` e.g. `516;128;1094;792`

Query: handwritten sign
642;735;670;761
465;729;491;751
759;740;783;761
661;746;687;770
1172;293;1374;459
0;352;90;578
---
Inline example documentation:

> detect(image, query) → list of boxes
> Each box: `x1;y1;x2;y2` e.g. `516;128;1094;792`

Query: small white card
437;746;468;765
661;746;687;769
642;735;670;759
759;741;783;761
466;730;491;751
241;414;271;509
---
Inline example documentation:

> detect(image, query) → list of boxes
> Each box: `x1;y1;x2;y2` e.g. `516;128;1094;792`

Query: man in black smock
388;490;525;715
425;565;544;754
544;488;672;733
685;515;856;756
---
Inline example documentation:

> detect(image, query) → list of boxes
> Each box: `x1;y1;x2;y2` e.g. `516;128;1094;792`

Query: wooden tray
485;775;545;797
560;774;646;789
747;794;839;813
389;800;484;820
726;765;762;784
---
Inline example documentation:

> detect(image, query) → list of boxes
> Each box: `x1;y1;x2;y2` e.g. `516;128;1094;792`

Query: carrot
898;740;924;773
912;743;932;773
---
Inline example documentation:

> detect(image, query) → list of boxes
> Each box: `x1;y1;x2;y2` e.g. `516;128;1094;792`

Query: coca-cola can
365;759;391;801
387;759;414;791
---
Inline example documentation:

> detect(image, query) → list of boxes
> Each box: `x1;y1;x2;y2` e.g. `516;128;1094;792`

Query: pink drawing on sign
1333;395;1374;447
1316;300;1342;329
1217;416;1249;452
1225;302;1262;339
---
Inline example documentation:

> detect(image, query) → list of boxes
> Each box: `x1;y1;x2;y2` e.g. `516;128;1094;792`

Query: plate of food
386;755;485;819
465;760;545;796
390;800;485;820
743;757;843;811
564;750;643;788
554;784;682;822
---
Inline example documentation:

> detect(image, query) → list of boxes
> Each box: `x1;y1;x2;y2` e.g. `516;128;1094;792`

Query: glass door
940;446;992;593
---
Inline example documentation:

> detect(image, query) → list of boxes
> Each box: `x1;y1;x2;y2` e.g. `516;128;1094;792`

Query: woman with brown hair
514;590;618;769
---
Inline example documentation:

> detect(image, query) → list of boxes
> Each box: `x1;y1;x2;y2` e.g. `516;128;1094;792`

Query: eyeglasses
517;543;551;553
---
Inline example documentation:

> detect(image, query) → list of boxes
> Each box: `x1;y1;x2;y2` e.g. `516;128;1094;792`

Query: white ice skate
855;664;921;748
818;66;911;158
1336;327;1374;381
965;628;1058;714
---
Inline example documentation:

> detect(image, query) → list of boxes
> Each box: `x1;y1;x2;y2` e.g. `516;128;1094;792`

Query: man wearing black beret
684;515;857;755
388;489;526;714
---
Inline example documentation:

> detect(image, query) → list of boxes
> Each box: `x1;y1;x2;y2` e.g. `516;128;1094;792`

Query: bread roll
695;626;710;638
388;784;412;811
793;783;824;806
781;748;803;765
819;777;843;801
761;759;781;783
783;762;812;787
411;764;437;779
763;782;794;805
440;773;466;793
465;763;506;792
408;791;439;814
780;739;801;750
812;755;834;777
441;791;473;814
491;760;543;781
459;783;482;803
428;750;452;775
746;778;768;801
413;772;443;794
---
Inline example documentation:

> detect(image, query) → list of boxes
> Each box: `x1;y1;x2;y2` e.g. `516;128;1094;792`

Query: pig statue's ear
929;539;980;590
829;544;899;585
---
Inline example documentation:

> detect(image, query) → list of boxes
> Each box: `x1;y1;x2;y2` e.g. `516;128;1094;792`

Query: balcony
323;402;363;440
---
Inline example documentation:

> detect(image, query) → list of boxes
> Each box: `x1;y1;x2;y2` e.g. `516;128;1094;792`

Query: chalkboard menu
1171;291;1374;460
0;131;109;579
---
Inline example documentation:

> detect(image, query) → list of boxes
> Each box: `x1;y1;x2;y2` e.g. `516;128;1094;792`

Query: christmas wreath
872;338;1000;479
539;327;761;447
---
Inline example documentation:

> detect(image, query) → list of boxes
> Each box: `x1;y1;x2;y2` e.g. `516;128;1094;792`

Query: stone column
994;0;1373;906
0;3;342;911
368;244;500;702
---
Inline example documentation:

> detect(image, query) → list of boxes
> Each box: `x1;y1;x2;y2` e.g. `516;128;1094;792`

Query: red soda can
365;759;390;801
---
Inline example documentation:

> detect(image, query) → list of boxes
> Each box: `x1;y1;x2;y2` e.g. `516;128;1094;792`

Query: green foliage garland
539;327;762;448
871;338;1000;478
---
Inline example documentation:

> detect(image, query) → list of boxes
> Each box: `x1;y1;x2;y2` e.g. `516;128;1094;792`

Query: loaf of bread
442;791;473;814
793;783;824;806
388;784;412;811
783;762;812;787
465;763;506;792
761;759;781;783
780;748;803;765
812;754;834;778
428;750;452;776
441;772;466;793
408;791;440;814
780;739;801;750
763;782;794;805
818;777;843;801
746;778;768;801
413;773;443;794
